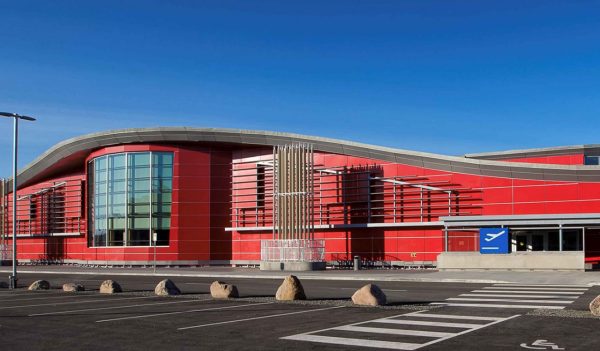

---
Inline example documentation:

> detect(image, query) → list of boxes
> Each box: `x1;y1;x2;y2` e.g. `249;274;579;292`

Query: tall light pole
0;112;36;289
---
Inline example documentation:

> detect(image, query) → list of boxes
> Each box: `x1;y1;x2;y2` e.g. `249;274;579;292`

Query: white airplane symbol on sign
484;230;506;242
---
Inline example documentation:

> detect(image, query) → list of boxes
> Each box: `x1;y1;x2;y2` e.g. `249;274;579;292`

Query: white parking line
178;306;345;330
96;301;274;323
0;296;157;310
0;294;99;303
29;298;212;316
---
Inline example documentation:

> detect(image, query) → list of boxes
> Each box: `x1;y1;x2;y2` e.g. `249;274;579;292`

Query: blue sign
480;227;509;254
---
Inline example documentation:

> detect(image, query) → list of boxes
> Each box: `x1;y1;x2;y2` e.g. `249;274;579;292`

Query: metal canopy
441;213;600;227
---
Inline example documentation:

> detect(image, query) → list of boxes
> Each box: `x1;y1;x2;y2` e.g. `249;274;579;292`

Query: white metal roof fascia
440;213;600;227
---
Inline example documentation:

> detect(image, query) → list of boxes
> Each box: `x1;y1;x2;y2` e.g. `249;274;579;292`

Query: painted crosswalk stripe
430;283;590;310
282;310;520;350
493;284;589;288
284;335;423;351
404;313;502;321
472;290;583;295
431;302;565;309
460;293;578;299
482;287;587;291
335;325;455;338
371;318;483;328
446;298;573;304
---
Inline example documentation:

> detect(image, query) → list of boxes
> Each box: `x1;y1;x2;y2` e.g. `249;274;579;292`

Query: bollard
353;256;361;271
9;275;17;289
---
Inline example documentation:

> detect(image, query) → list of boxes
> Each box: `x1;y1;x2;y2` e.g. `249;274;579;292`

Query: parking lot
1;273;600;350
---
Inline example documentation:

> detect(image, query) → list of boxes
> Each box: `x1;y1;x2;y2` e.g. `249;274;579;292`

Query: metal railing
261;239;325;262
0;244;11;261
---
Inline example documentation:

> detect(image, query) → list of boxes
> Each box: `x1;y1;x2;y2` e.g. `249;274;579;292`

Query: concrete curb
0;268;530;285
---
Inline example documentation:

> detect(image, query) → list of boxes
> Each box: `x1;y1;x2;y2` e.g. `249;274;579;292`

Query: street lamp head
0;112;36;121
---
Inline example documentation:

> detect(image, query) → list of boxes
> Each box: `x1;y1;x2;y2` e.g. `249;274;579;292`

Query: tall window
585;156;600;165
88;152;173;247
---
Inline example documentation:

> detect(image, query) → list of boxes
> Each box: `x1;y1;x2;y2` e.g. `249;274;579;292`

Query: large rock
28;280;50;291
352;284;387;306
210;281;239;299
590;295;600;316
63;283;85;292
275;275;306;301
99;280;122;294
155;279;181;296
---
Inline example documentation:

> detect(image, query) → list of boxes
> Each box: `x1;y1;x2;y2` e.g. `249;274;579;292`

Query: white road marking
482;287;587;291
405;313;503;321
460;294;578;299
335;325;454;338
178;306;345;330
284;335;423;350
494;284;589;288
431;302;565;309
0;296;157;310
29;298;211;316
447;298;573;304
415;314;521;349
371;318;483;329
282;309;520;350
96;301;274;323
472;290;583;295
0;294;96;303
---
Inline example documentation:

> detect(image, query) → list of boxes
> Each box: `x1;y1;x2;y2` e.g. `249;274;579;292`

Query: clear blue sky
1;0;600;176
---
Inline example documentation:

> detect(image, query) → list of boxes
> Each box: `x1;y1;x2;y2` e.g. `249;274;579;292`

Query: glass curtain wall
88;152;173;247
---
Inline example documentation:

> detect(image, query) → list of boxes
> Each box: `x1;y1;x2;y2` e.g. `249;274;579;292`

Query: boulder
155;279;181;296
28;280;50;291
351;284;386;306
590;295;600;316
63;283;85;292
210;281;239;299
99;280;122;294
275;275;306;301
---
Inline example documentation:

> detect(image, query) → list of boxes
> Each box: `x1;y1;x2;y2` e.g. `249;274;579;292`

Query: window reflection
88;151;173;247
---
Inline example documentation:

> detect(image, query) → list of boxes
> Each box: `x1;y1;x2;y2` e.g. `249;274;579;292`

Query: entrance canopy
441;213;600;228
440;213;600;266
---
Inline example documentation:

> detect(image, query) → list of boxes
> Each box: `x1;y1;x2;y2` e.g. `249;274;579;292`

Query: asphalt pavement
2;264;600;285
1;270;599;350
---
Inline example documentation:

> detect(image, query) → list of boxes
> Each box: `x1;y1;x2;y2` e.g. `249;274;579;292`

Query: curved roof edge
9;127;600;188
465;144;600;160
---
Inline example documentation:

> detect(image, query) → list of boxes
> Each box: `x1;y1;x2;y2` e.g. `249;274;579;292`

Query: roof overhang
441;213;600;228
5;127;600;191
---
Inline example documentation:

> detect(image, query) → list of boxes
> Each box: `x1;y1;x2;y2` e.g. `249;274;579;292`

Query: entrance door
515;234;528;251
531;234;544;251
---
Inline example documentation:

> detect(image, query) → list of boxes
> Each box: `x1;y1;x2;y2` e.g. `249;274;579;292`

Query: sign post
480;227;509;254
152;232;157;274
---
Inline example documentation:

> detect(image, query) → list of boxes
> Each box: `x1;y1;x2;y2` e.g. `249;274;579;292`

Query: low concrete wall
437;251;585;271
260;261;326;271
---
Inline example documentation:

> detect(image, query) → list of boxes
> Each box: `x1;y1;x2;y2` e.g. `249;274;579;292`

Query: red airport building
1;128;600;270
